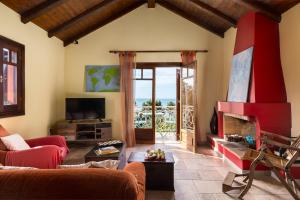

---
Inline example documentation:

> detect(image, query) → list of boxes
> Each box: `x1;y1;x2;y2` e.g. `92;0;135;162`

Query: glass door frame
180;61;197;152
135;62;182;144
134;65;156;144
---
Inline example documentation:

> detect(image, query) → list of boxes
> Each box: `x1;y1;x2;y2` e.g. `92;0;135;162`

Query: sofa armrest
5;145;62;169
26;136;68;150
124;162;146;200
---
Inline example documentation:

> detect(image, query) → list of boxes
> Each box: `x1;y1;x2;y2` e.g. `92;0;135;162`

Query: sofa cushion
1;134;30;151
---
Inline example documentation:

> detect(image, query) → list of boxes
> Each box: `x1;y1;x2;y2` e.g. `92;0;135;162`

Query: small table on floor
127;152;175;191
85;143;126;169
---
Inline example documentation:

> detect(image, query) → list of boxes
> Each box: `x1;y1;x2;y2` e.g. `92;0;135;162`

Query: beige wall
280;4;300;137
4;2;298;141
65;4;224;140
222;5;300;137
221;28;237;100
0;4;65;139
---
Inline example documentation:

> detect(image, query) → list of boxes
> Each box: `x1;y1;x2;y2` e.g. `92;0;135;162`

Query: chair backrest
285;136;300;168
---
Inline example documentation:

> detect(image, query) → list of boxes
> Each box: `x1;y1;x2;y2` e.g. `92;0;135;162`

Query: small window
143;69;153;79
0;36;25;118
134;69;142;79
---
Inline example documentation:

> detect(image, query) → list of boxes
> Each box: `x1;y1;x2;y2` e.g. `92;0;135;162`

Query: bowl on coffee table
145;149;166;161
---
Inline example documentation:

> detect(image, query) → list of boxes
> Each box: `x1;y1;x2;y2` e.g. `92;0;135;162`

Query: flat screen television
66;98;105;120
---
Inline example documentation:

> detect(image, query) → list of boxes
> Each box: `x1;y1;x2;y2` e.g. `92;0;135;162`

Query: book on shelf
94;146;120;156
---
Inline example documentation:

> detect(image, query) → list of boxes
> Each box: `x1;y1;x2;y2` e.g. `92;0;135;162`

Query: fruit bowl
145;149;166;161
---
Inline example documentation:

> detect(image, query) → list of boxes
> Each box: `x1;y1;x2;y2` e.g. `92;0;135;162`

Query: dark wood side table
127;152;175;191
85;143;126;169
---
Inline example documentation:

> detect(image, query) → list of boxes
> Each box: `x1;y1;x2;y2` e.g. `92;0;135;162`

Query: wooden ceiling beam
148;0;156;8
232;0;281;22
63;0;145;46
48;0;115;38
190;0;237;27
157;0;224;38
21;0;66;23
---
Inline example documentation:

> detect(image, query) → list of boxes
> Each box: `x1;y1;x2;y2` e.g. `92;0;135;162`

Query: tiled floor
126;143;295;200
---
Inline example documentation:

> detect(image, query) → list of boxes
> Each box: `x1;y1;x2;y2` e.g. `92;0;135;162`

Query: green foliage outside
167;101;175;106
142;99;162;106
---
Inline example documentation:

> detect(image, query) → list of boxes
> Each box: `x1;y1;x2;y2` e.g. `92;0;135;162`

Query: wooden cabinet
50;119;112;142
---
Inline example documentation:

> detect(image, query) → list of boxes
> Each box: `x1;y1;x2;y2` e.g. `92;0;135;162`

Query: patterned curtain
119;52;136;147
181;51;201;148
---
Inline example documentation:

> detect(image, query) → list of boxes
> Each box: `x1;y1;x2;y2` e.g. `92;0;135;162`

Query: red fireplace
208;12;299;176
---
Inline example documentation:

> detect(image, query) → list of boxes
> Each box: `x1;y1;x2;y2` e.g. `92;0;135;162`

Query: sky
135;68;177;99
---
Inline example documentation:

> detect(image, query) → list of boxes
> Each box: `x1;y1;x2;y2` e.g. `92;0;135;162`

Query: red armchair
0;126;69;169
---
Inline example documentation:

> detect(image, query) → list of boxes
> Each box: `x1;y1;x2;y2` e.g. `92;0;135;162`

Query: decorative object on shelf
98;140;123;147
227;47;253;102
224;134;244;143
145;149;166;161
244;135;256;149
85;65;120;92
210;107;218;135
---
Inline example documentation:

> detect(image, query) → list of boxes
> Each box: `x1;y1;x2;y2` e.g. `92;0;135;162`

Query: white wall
65;4;224;140
0;4;65;139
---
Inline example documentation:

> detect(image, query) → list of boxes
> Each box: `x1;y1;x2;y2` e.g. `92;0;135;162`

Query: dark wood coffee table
85;143;126;169
127;152;175;191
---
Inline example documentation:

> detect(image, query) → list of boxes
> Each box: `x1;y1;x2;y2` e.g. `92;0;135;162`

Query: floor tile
66;142;296;200
193;180;223;194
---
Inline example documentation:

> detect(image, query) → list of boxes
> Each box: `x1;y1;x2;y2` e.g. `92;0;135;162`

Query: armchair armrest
26;136;68;150
5;145;62;169
262;138;300;152
261;130;295;142
124;162;145;199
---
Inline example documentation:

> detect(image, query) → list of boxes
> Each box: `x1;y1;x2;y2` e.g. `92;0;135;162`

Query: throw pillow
0;166;37;170
57;160;120;169
1;134;30;151
90;160;119;169
57;162;92;169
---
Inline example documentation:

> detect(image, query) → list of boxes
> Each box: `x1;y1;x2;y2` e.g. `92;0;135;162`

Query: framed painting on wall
227;47;253;102
85;65;120;92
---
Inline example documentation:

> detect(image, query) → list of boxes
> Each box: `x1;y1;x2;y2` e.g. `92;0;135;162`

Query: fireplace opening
223;114;256;149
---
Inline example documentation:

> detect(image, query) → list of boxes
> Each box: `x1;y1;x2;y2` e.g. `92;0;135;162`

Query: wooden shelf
50;119;112;143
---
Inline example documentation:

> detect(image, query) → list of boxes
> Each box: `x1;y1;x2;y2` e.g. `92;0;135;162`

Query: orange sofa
0;162;145;200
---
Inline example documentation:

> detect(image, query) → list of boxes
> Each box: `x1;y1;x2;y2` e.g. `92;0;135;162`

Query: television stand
50;119;112;144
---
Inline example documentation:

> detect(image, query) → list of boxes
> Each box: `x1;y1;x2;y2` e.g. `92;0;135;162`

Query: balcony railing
134;106;176;133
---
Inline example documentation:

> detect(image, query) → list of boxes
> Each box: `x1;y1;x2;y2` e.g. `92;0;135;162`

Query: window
0;36;25;118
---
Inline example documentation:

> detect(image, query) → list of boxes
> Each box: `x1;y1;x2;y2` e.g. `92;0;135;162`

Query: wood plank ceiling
1;0;299;46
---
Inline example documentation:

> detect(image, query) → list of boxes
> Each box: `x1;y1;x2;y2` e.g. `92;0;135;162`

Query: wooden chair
222;131;300;200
